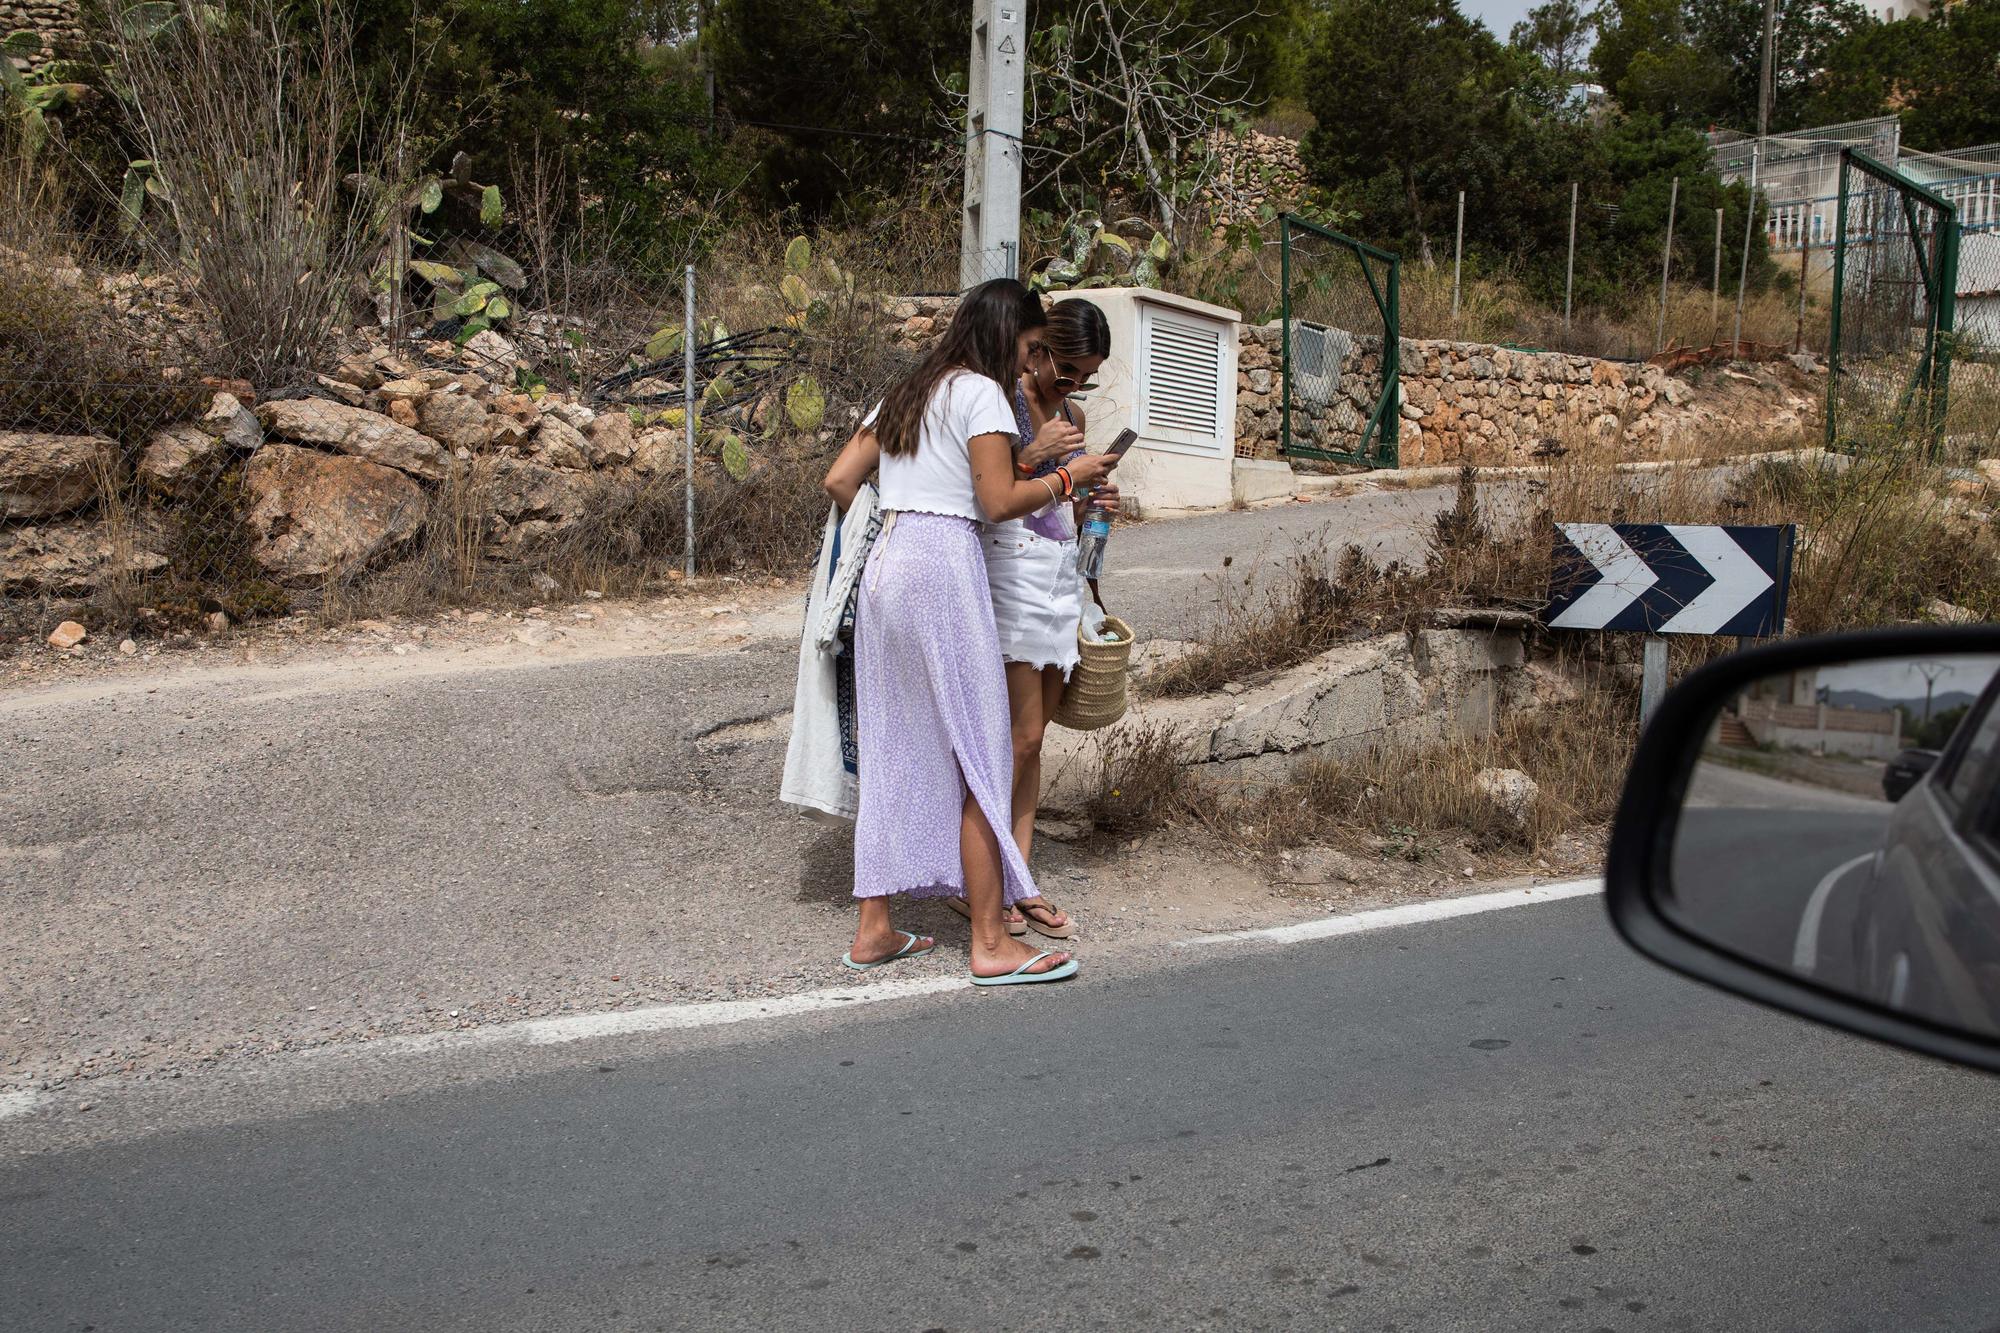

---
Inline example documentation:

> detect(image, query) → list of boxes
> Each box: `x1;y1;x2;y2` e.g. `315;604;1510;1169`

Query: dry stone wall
2;0;82;74
1237;322;1822;467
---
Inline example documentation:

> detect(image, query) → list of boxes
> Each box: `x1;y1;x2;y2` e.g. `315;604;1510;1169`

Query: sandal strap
1011;950;1060;976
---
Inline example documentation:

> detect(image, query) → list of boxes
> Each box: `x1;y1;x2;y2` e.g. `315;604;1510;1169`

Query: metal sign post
1639;638;1671;725
683;264;696;579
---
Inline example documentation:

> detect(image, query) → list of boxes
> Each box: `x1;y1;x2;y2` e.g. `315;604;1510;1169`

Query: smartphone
1104;428;1139;459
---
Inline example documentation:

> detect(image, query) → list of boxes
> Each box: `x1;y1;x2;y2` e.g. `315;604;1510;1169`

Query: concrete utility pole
960;0;1026;290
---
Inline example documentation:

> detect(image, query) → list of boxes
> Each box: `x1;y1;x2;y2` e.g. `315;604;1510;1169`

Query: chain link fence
1278;215;1399;468
1827;149;1961;458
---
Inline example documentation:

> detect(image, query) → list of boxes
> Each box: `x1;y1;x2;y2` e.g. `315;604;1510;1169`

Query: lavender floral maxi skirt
853;512;1037;905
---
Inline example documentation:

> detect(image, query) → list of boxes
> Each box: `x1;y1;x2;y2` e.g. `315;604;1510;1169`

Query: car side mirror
1605;626;2000;1071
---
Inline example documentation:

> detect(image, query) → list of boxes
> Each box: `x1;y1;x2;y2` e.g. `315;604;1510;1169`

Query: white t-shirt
865;369;1018;522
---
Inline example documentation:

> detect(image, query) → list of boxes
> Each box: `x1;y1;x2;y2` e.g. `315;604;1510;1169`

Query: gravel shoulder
1;481;1600;1109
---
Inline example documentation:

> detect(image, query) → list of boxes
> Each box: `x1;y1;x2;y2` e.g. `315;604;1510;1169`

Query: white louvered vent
1141;309;1225;444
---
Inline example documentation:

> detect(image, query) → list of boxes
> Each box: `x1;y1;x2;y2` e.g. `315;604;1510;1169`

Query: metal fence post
683;264;696;579
1733;146;1761;353
1655;175;1679;354
1451;190;1464;331
1827;153;1849;449
1564;181;1578;341
1279;215;1292;460
1712;207;1724;341
1795;220;1810;354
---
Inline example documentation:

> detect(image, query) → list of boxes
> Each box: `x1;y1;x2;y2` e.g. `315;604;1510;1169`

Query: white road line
1177;878;1605;948
2;881;1610;1121
1792;854;1875;974
313;974;973;1062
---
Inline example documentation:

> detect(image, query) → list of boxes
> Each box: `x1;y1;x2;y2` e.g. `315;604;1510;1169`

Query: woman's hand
1080;480;1120;515
1016;417;1084;473
1063;452;1120;491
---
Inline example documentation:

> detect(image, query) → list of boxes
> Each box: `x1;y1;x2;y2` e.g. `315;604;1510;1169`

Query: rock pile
0;333;699;596
1203;130;1309;229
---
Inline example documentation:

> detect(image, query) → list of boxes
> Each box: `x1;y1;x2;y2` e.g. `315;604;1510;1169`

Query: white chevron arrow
1659;525;1773;634
1549;524;1657;629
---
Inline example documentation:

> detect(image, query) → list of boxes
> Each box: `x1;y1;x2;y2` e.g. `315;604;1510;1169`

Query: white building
1958;231;2000;352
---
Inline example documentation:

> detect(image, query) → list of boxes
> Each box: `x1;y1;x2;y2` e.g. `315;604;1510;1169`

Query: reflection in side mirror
1606;628;2000;1072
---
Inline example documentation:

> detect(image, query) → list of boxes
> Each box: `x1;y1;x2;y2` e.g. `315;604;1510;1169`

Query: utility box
1055;288;1240;511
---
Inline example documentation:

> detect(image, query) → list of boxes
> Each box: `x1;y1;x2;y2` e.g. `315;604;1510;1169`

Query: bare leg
1008;664;1071;934
963;787;1071;979
1005;661;1049;860
849;896;932;966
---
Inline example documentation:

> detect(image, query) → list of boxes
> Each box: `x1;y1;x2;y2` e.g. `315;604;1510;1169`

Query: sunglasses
1032;346;1097;393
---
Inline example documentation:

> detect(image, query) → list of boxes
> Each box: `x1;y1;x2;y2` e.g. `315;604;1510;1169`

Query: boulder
241;443;428;582
255;398;449;483
136;426;225;497
377;378;431;405
313;375;368;408
47;621;87;650
387;399;421;429
328;352;385;391
533;417;592;471
198;392;262;451
461;329;521;368
418;390;497;453
631;428;683;476
586;410;637;467
482;458;600;560
1474;767;1540;828
0;432;116;519
0;519;170;596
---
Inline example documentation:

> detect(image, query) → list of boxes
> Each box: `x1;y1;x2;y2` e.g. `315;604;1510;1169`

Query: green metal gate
1827;149;1960;455
1280;215;1400;467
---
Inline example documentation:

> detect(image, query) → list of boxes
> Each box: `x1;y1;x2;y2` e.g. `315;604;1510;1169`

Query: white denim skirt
982;519;1082;678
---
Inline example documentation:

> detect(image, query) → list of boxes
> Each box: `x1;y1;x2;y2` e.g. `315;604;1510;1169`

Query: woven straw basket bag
1051;615;1133;732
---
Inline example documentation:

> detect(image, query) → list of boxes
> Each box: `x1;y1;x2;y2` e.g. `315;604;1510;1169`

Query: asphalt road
6;895;2000;1333
1674;764;1897;985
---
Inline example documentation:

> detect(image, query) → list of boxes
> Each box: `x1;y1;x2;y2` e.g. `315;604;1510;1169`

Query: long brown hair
875;279;1046;458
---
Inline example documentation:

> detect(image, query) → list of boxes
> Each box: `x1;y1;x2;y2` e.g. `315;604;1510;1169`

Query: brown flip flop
945;897;1029;936
1018;899;1076;940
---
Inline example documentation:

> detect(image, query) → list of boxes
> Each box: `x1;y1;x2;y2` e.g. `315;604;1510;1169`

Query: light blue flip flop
970;951;1080;987
842;930;936;971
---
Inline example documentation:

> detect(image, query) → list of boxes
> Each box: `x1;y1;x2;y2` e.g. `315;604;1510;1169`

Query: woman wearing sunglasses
945;297;1115;942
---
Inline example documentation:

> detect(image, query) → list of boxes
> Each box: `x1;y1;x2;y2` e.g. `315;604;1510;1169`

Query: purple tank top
1014;383;1080;544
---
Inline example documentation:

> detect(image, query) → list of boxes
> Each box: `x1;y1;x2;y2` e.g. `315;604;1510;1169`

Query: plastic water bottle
1077;501;1112;581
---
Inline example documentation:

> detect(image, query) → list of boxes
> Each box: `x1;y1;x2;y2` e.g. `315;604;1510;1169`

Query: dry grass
1244;670;1635;855
1397;269;1827;361
1086;663;1634;856
101;0;406;390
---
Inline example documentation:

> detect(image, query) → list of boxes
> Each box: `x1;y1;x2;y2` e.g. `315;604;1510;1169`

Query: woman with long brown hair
822;279;1120;985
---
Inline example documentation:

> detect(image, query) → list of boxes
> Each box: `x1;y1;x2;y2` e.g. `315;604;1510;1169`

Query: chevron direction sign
1544;523;1794;636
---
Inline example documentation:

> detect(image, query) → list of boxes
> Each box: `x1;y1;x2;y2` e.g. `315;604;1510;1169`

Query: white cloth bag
780;486;879;822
